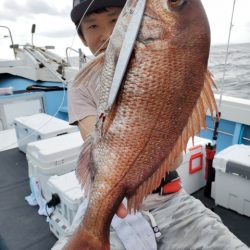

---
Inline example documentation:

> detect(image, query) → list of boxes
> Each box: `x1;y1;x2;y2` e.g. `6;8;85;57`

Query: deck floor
0;148;249;249
0;148;57;250
193;189;250;247
0;129;18;152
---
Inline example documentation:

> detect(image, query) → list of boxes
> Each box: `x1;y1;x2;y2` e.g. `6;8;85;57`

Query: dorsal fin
73;53;105;88
127;70;218;212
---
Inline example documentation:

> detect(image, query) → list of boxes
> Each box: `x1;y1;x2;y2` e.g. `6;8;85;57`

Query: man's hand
116;203;128;218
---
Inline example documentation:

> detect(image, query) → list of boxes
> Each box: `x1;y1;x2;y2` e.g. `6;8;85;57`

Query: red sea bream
66;0;218;249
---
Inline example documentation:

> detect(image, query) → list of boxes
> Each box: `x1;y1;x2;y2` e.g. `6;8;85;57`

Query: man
53;0;249;249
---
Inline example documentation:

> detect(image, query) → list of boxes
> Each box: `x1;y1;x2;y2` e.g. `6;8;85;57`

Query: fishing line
218;0;237;108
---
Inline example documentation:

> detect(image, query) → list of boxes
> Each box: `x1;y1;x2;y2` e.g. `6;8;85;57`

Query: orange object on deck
161;178;181;195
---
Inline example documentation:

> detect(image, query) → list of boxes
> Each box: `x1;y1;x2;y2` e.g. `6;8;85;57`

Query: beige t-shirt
68;79;98;125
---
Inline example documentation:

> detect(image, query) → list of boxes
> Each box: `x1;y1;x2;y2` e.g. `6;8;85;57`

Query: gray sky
0;0;250;59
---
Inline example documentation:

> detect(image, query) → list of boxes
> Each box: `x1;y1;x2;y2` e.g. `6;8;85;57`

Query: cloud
39;28;75;39
0;0;69;22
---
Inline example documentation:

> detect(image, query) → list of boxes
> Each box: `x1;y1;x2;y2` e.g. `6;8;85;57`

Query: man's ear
76;23;87;46
79;35;88;47
78;30;88;47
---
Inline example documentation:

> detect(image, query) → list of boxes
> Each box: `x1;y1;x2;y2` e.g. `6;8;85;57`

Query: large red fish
67;0;218;249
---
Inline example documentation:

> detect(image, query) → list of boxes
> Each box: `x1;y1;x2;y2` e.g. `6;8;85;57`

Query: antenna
31;24;36;46
219;0;237;107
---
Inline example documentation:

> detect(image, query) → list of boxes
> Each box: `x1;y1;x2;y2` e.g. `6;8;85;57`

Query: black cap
71;0;127;24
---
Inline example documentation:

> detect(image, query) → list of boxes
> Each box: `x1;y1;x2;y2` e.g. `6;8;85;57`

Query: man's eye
88;24;97;29
111;18;117;23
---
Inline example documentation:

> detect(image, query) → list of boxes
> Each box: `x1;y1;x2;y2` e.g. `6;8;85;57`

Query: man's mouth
98;47;106;54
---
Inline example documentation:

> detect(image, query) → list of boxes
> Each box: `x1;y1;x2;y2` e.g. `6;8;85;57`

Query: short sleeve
68;82;97;125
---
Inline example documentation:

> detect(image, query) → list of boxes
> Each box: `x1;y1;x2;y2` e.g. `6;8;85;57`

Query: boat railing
201;95;250;151
0;25;16;59
65;47;86;69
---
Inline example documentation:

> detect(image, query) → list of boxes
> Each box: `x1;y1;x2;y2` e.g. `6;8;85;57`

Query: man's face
79;7;122;55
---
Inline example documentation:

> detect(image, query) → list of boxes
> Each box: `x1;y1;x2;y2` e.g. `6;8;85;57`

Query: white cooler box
26;131;83;200
14;113;78;153
177;136;211;194
48;171;85;239
213;144;250;217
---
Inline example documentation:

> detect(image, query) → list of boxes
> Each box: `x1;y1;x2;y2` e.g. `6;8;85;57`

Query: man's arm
78;115;96;140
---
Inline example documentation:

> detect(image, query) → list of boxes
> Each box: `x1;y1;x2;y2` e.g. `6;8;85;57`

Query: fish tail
64;228;110;250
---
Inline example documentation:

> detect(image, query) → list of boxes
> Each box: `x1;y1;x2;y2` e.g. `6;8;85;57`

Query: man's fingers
116;203;128;218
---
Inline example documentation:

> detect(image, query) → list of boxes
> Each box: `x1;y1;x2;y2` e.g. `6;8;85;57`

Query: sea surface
70;43;250;100
209;43;250;100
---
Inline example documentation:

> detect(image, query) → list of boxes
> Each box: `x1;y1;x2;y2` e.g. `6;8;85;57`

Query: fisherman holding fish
52;0;249;249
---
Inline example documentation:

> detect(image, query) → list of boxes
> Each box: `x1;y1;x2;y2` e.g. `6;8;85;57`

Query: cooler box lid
185;136;211;150
14;113;77;137
26;131;83;163
213;144;250;179
48;171;84;203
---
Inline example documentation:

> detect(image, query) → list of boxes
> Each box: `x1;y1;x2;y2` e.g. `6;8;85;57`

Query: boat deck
0;148;57;250
0;129;18;152
0;148;249;249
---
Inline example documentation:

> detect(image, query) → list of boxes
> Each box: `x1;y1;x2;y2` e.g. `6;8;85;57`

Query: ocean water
209;43;250;100
70;43;250;100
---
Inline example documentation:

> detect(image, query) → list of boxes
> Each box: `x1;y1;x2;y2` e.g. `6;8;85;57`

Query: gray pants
110;189;248;250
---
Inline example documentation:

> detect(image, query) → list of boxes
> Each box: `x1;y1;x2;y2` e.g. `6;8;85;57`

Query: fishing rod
216;0;237;144
213;0;237;147
219;0;237;107
204;0;237;198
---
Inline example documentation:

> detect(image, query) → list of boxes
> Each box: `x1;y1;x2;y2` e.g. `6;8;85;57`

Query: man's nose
100;26;114;44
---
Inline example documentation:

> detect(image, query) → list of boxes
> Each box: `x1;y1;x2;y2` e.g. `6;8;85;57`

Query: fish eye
168;0;186;8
